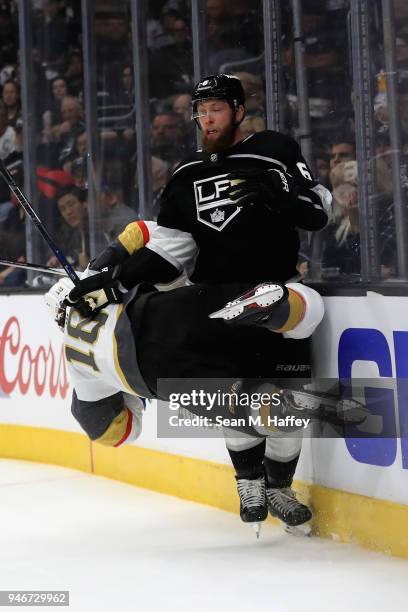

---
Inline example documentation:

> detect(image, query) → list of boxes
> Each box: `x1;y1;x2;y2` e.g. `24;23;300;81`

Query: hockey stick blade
0;258;68;277
0;160;80;285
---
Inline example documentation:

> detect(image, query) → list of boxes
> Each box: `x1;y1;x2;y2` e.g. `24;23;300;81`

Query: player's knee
245;282;324;338
265;435;302;461
281;283;324;339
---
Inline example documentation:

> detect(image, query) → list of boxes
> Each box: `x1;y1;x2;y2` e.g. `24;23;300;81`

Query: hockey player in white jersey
46;270;367;536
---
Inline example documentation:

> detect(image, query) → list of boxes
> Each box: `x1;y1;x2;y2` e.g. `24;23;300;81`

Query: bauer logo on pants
193;173;241;231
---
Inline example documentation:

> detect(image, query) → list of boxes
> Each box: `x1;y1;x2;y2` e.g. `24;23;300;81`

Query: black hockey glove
65;265;124;317
227;168;296;213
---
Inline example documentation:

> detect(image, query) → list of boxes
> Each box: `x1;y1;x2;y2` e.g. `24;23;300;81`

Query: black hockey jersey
117;130;332;287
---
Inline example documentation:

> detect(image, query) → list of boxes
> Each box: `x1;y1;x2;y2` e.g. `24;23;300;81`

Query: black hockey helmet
191;74;246;116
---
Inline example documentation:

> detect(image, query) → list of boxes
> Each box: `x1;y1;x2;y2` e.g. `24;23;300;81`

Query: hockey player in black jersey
66;74;333;534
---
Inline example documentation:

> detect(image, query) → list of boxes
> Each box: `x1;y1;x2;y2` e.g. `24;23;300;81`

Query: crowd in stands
0;0;406;287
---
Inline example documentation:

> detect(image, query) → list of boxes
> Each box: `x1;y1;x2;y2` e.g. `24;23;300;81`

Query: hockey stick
0;160;80;285
0;258;67;277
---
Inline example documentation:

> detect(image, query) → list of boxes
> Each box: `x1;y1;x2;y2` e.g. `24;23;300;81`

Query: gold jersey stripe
275;288;305;333
118;221;149;255
259;403;280;433
95;408;130;446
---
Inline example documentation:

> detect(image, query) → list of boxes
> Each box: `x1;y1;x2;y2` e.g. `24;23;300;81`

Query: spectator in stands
75;129;87;158
2;79;20;128
51;95;83;142
172;93;195;144
62;128;86;174
50;95;85;166
93;9;130;97
329;136;356;170
0;174;27;288
151;111;189;166
225;0;263;56
322;159;394;279
50;186;90;270
0;105;15;159
232;72;265;117
375;27;408;133
149;16;193;99
70;157;87;189
36;165;74;236
99;179;137;241
172;93;192;124
36;0;74;68
314;144;331;189
42;77;69;141
0;117;23;219
321;161;361;278
64;50;83;98
134;155;170;218
113;64;134;107
240;115;265;139
206;0;253;74
14;47;48;114
148;1;189;50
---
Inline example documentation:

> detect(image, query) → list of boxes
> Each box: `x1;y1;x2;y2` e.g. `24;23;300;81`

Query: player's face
197;99;238;153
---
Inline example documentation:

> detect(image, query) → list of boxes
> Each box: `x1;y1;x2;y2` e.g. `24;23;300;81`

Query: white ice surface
0;460;407;612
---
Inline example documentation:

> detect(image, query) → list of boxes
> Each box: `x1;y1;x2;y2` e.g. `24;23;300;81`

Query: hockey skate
266;486;312;536
279;388;369;426
209;282;288;324
236;475;268;538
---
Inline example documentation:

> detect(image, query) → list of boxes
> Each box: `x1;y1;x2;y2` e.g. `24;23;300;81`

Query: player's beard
201;123;237;153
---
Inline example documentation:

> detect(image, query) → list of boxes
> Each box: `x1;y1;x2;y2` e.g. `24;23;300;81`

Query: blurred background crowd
0;0;407;287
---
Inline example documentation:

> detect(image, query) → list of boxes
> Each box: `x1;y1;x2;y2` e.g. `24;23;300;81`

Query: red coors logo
0;316;69;398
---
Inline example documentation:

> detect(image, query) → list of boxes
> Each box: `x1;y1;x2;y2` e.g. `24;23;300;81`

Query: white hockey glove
44;276;75;329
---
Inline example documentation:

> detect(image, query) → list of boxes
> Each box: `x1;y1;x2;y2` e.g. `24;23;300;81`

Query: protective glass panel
91;1;138;246
147;0;195;216
4;0;408;291
0;3;22;288
1;1;84;289
205;0;266;138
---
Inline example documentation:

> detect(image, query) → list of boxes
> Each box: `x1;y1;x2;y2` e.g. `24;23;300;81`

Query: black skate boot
266;485;312;535
236;475;268;537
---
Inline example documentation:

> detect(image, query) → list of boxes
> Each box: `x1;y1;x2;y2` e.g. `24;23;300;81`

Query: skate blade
282;521;312;537
251;522;262;539
209;284;284;320
284;390;368;425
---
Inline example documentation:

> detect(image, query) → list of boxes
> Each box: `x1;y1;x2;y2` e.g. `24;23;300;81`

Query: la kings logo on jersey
194;173;240;231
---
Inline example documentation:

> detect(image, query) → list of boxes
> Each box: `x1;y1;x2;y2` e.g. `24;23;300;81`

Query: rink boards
1;292;408;557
